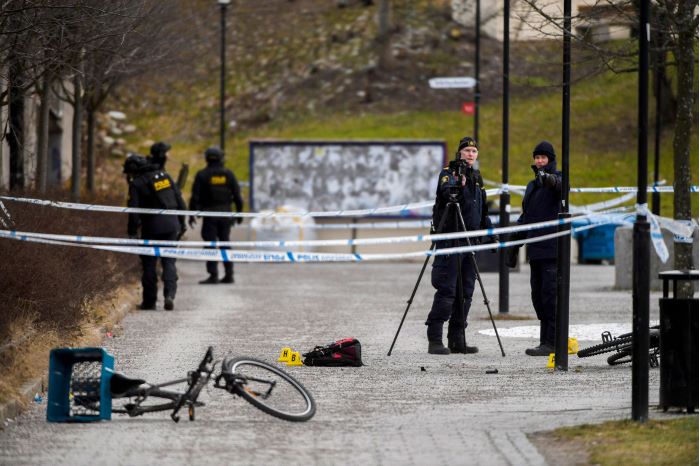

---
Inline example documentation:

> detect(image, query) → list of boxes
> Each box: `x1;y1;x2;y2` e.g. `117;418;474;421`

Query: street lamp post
499;0;510;314
218;0;231;153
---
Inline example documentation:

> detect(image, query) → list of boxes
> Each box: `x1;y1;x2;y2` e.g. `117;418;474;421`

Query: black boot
428;340;450;355
198;275;219;285
448;335;479;354
220;274;234;284
525;344;554;356
164;296;174;311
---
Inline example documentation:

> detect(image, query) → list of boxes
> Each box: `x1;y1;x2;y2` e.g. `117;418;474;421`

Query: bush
0;188;138;343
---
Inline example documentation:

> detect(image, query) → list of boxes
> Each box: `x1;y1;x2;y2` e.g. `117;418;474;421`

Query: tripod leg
387;203;452;356
387;243;436;356
455;211;507;357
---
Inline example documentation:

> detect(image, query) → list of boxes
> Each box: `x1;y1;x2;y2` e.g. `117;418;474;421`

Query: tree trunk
71;73;82;201
8;59;25;190
36;75;50;193
376;0;391;70
86;107;95;195
670;0;695;296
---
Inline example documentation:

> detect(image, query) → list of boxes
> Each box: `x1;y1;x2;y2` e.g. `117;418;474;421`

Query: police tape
0;220;613;263
1;208;634;249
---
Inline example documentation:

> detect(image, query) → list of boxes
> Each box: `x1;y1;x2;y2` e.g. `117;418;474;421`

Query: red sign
462;102;475;115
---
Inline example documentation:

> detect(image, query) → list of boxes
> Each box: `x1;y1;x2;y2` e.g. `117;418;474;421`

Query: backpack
302;338;363;367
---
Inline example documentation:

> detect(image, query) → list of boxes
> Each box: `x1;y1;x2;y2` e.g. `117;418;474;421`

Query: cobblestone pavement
0;260;671;465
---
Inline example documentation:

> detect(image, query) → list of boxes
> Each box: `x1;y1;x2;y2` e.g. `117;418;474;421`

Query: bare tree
515;0;697;281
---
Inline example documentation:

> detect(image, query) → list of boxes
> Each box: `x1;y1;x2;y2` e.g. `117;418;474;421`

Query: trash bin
658;270;699;413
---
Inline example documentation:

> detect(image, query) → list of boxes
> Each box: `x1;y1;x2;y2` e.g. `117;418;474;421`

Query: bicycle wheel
607;348;633;365
223;357;315;422
577;334;633;358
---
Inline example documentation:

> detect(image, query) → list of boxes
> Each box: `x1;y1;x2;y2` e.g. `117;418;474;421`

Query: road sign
462;102;475;115
428;77;476;89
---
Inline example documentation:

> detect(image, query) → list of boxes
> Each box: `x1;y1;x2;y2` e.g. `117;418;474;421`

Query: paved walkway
0;260;670;465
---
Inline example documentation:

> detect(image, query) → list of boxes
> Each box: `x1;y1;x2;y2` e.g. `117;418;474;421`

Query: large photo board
249;141;446;217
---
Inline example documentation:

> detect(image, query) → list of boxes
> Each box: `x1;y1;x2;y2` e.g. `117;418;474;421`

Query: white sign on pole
428;77;477;89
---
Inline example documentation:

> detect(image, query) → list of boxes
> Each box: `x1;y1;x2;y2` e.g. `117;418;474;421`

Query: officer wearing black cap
513;140;562;356
425;136;495;355
189;147;244;284
148;141;171;170
127;156;187;311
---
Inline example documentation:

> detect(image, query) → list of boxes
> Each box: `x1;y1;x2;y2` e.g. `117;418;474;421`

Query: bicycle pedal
601;331;612;343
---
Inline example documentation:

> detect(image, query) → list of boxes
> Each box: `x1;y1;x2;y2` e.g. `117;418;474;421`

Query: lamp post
218;0;231;153
499;0;510;314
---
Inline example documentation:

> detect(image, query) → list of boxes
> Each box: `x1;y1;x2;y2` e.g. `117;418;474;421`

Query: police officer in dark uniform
127;158;187;311
426;136;495;355
148;141;171;170
188;147;244;284
515;140;562;356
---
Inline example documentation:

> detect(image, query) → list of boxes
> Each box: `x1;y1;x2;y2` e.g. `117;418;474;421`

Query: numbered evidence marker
567;338;579;355
277;347;293;363
287;351;304;366
546;353;555;369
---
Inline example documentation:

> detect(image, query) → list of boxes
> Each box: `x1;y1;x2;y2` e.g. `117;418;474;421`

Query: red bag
302;338;363;367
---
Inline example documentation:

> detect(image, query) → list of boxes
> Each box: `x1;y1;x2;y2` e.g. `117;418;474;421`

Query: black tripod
387;194;505;357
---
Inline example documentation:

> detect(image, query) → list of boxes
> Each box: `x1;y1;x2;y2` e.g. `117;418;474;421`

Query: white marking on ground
479;321;659;341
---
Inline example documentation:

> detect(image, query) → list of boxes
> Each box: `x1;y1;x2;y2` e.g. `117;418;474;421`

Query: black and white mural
249;141;446;217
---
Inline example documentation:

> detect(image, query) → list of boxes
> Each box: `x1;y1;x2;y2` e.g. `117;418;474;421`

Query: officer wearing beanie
189;147;244;284
127;155;187;311
513;140;562;356
425;136;496;355
148;141;171;170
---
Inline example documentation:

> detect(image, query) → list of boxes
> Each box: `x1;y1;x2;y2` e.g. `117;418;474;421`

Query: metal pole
219;3;227;153
498;0;510;313
555;0;572;371
474;0;480;144
632;0;650;423
652;52;662;215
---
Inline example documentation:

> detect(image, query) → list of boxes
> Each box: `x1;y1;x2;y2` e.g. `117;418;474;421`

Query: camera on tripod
447;156;469;198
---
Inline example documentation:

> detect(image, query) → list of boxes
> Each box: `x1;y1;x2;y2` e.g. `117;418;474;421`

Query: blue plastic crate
573;223;619;262
47;347;114;422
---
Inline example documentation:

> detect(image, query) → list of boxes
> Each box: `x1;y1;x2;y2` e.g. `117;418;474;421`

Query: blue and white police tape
0;219;615;263
0;208;635;249
0;194;436;218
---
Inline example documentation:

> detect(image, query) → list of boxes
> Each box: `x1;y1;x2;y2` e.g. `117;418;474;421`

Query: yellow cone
277;347;293;363
287;351;303;366
567;337;579;355
546;353;555;369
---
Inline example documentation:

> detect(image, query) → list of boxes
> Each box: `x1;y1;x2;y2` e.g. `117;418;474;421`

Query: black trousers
140;231;178;306
201;217;233;278
425;252;477;341
529;258;557;346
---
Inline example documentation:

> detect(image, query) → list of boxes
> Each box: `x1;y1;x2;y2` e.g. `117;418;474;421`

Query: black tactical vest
146;170;179;209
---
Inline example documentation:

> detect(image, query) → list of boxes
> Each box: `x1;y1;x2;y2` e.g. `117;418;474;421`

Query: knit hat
532;141;556;160
457;136;479;151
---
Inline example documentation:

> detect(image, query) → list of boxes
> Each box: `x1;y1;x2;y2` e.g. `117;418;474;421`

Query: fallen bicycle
47;346;316;423
576;326;660;367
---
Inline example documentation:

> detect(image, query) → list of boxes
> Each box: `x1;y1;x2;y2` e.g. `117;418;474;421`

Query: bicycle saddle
110;372;146;396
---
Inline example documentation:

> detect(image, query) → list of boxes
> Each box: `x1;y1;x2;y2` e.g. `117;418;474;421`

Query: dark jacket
189;161;244;213
517;159;562;260
432;165;493;238
127;166;186;237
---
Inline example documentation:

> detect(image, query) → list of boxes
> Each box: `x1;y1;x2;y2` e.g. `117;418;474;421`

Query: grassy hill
114;0;697;217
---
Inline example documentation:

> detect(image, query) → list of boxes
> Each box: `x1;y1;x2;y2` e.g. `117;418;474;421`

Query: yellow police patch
153;178;171;191
441;175;449;185
210;175;226;185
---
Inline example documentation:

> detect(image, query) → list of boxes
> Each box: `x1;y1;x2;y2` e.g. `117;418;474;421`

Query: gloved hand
538;171;557;189
486;234;499;253
188;216;197;228
235;216;243;225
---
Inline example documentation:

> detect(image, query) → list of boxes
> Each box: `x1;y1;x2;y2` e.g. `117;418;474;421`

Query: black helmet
205;147;224;163
150;141;171;157
123;153;149;175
